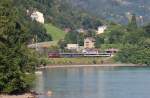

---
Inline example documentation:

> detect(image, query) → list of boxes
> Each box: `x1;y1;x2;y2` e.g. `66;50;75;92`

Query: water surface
35;66;150;98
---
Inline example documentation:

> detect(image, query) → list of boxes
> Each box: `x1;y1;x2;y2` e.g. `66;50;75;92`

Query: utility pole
77;34;79;51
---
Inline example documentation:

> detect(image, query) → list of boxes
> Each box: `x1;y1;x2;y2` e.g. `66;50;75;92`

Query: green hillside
45;24;66;42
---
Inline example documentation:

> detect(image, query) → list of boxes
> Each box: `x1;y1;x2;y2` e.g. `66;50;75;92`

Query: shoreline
38;64;147;69
0;93;34;98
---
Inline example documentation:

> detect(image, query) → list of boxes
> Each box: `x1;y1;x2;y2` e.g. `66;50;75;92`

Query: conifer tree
127;14;138;31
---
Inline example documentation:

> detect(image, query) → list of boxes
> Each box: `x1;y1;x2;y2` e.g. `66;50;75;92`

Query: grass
44;23;66;42
41;57;115;65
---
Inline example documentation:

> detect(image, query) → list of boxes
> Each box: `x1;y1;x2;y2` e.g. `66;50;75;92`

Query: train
48;52;112;58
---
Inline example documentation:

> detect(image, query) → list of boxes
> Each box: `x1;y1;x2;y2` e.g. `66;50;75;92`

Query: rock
47;91;52;96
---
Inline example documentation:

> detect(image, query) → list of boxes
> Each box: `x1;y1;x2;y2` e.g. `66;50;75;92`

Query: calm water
35;66;150;98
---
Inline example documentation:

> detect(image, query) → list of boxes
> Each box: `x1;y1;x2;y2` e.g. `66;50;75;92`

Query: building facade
31;11;44;24
97;25;107;34
84;37;95;49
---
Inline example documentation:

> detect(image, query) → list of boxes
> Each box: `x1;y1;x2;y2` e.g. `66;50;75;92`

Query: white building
97;25;107;34
31;11;44;24
66;44;79;50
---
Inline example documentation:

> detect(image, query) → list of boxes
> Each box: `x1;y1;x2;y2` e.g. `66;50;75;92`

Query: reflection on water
35;66;150;98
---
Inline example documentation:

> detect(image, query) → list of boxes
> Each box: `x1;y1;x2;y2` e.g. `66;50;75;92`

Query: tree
127;14;138;31
58;39;67;51
0;0;38;94
95;36;104;48
65;31;78;44
64;31;85;46
115;46;150;65
104;25;125;44
143;23;150;37
28;21;52;42
123;29;144;45
82;16;94;29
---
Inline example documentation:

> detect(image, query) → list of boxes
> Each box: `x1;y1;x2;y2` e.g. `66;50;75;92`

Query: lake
35;66;150;98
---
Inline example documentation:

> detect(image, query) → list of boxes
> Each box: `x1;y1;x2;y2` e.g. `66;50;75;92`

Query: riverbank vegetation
40;57;115;65
0;0;39;94
114;16;150;65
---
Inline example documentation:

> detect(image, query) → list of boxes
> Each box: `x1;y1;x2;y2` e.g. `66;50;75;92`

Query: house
84;37;96;49
66;44;79;50
97;25;107;34
31;11;44;24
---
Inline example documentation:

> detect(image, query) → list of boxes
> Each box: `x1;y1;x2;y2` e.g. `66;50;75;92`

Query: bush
115;46;150;65
40;59;48;67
